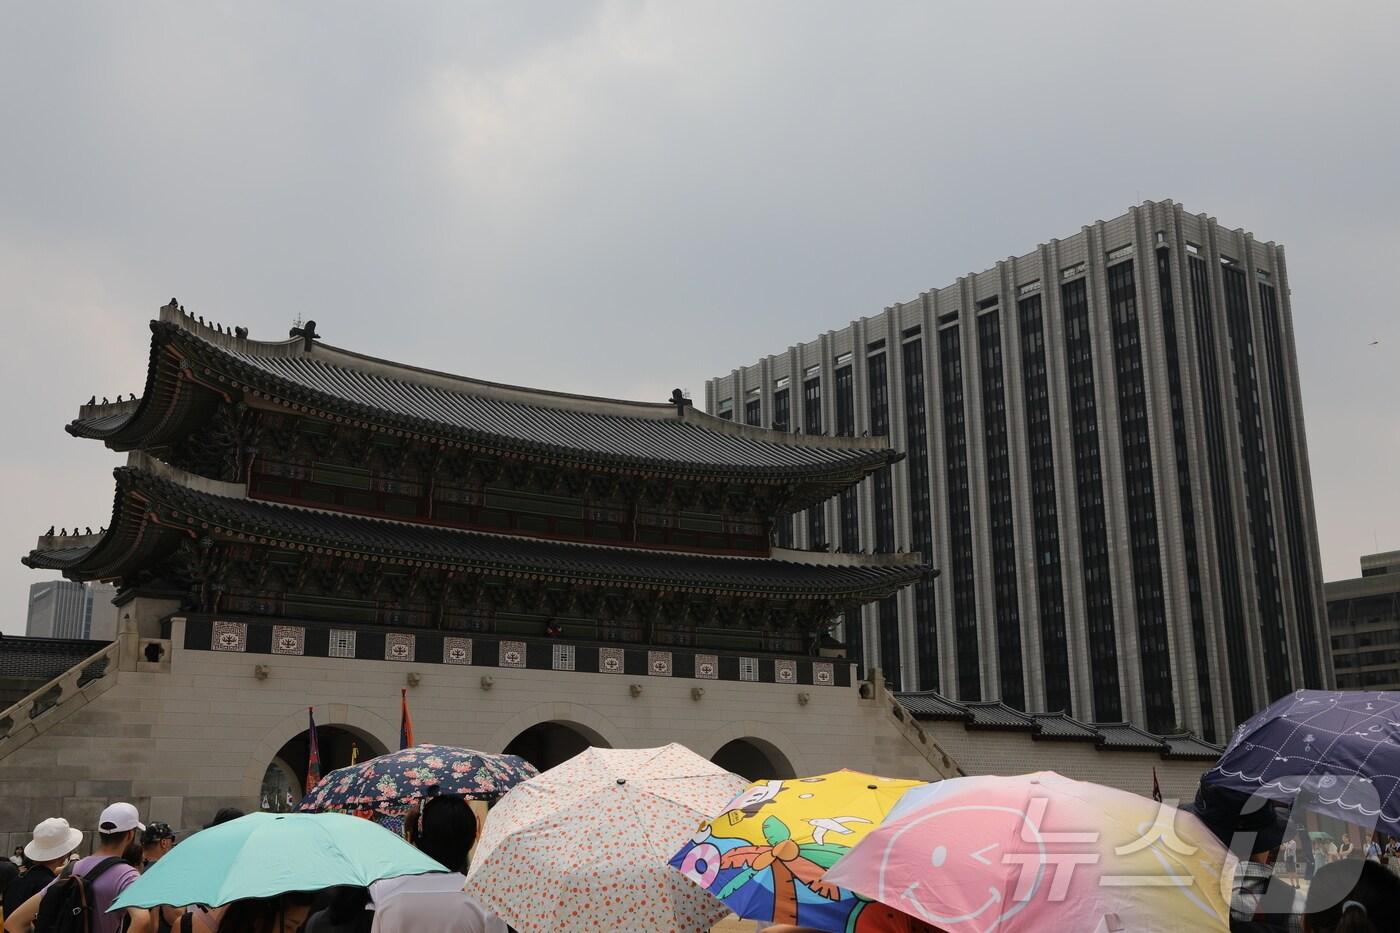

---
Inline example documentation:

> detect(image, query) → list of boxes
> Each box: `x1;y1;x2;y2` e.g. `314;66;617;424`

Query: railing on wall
0;621;168;759
863;667;966;780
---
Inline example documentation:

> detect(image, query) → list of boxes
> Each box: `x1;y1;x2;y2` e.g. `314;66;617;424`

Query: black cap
1186;783;1289;856
140;822;175;846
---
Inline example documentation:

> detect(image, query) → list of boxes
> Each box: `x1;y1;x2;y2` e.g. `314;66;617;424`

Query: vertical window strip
1259;282;1321;687
1189;256;1252;722
935;330;977;698
902;338;939;692
1158;249;1215;739
1107;259;1175;732
977;310;1024;707
1223;266;1291;700
1018;294;1073;715
1062;277;1122;721
878;595;902;691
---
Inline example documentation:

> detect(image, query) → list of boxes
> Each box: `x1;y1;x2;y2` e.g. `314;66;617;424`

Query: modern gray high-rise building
26;579;117;640
1326;550;1400;691
706;200;1331;740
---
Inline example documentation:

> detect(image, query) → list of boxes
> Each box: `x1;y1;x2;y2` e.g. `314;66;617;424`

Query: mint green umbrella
111;812;445;910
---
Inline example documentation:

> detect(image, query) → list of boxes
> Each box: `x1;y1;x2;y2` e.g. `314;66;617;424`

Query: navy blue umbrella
1203;690;1400;837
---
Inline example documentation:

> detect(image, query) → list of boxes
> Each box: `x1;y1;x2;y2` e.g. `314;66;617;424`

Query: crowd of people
0;799;504;933
0;787;1397;933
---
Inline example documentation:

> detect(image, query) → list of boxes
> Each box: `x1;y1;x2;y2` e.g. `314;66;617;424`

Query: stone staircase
0;622;171;762
865;667;965;780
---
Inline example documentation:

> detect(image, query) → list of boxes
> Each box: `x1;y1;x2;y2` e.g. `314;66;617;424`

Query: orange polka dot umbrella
465;743;748;933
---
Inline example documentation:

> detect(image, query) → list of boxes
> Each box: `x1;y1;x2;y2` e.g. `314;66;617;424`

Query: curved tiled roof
1028;712;1101;741
25;467;931;602
895;691;973;721
68;308;900;486
963;701;1038;730
1091;722;1170;753
894;690;1223;760
1162;732;1227;761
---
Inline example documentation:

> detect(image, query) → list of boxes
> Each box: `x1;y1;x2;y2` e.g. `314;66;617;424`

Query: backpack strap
82;857;128;886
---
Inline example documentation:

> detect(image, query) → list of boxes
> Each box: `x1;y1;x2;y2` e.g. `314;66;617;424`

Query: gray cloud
3;1;1398;633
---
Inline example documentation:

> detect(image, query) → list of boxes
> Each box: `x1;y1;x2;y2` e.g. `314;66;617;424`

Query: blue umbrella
110;812;445;910
1203;689;1400;836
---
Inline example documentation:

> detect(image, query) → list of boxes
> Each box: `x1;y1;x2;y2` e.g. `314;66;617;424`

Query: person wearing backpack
3;819;83;924
3;803;153;933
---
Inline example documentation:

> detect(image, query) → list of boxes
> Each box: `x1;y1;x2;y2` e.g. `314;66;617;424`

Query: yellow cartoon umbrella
669;770;932;932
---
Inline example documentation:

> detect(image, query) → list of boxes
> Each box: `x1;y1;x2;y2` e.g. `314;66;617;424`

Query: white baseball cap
24;818;83;862
97;802;144;834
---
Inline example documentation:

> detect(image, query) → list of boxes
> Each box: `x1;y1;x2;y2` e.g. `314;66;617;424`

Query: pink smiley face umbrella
822;771;1235;933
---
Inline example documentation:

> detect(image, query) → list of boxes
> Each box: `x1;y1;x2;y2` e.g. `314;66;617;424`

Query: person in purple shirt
3;803;153;933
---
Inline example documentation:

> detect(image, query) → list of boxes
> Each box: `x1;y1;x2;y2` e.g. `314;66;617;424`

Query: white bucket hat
24;818;83;862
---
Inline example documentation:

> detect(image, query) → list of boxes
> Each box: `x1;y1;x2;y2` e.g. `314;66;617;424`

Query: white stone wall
0;620;1211;854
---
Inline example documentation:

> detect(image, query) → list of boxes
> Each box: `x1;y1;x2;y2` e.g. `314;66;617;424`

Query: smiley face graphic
870;803;1050;932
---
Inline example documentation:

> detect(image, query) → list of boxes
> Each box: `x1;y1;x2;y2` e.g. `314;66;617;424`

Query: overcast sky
3;2;1397;635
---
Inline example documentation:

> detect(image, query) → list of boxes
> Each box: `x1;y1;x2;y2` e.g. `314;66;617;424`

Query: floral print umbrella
465;743;748;933
298;744;538;818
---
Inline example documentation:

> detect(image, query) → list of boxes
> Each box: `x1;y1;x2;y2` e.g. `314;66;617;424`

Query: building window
1062;276;1121;722
717;398;733;420
807;504;827;551
838;486;859;553
878;596;901;691
978;309;1024;709
904;338;939;693
803;376;822;434
937;328;976;699
1224;265;1291;701
834;366;855;437
744;397;761;426
329;629;357;658
1107;258;1174;732
1260;281;1322;688
868;351;895;554
844;608;865;678
867;353;889;437
1157;247;1215;740
1018;294;1072;716
1190;254;1252;723
773;388;790;433
774;514;793;549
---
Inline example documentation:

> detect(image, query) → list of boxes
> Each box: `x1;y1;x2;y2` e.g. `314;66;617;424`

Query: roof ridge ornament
289;319;320;353
668;388;692;417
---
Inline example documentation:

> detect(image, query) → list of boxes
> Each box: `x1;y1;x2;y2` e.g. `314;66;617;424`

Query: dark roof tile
1094;722;1169;753
963;701;1038;730
1161;732;1224;761
1028;712;1101;741
894;691;972;721
27;468;930;601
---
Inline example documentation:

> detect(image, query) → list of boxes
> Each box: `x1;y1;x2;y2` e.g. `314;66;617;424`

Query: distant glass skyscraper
26;580;117;640
706;200;1332;739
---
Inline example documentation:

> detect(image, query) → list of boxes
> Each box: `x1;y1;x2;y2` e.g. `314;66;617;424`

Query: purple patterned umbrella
1203;689;1400;836
298;744;538;818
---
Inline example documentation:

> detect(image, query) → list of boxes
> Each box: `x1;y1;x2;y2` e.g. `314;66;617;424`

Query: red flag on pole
400;688;415;750
1152;767;1163;803
305;706;322;795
